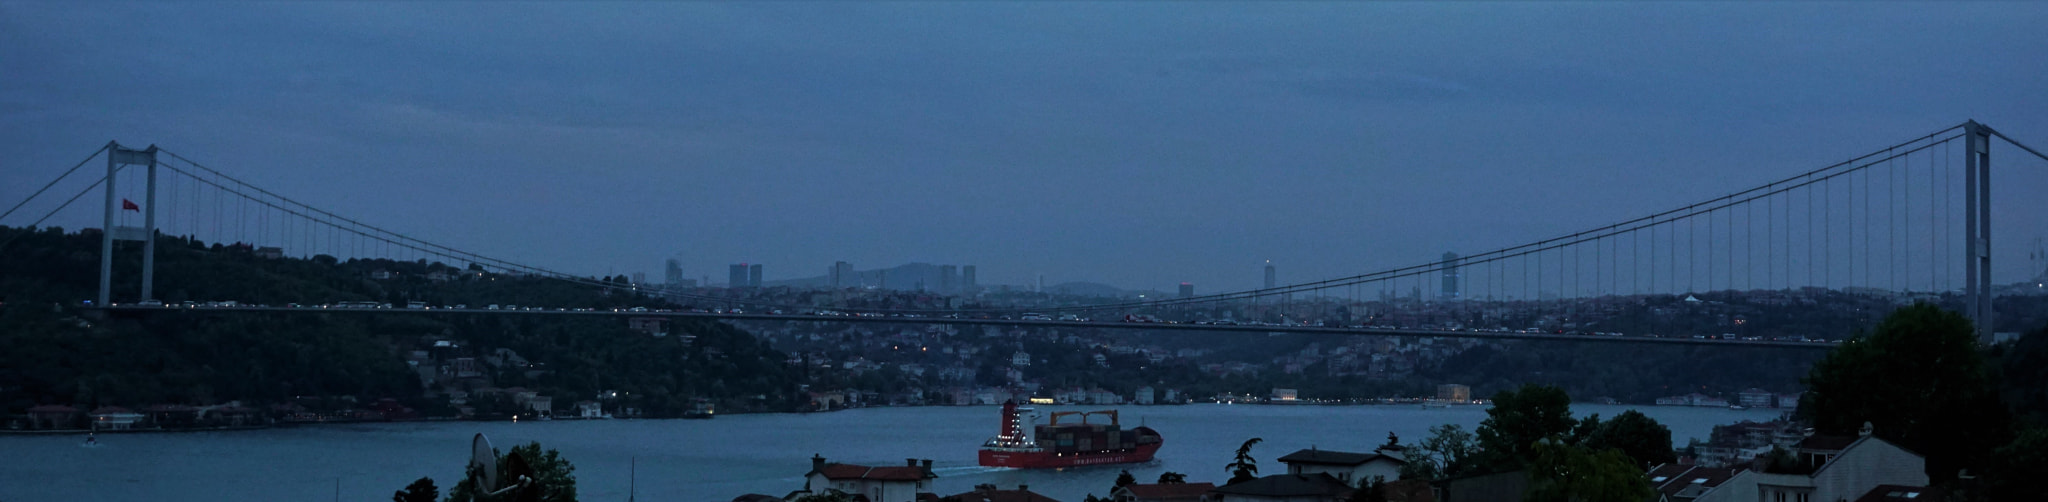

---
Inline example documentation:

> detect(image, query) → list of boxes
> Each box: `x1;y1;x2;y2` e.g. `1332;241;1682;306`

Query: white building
1276;447;1405;487
1693;431;1928;502
1134;386;1155;405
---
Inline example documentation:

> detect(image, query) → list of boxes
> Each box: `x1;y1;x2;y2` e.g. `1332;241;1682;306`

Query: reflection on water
0;403;1781;502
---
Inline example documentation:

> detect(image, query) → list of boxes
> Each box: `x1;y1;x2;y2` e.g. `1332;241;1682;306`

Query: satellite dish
470;433;499;493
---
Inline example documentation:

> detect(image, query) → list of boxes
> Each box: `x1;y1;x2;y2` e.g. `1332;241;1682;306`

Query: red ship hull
979;442;1162;468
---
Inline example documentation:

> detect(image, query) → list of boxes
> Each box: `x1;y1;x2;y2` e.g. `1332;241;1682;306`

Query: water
0;404;1780;502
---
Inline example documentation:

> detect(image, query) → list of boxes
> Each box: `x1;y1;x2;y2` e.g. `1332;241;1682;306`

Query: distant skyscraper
1036;273;1045;293
962;265;976;291
1441;252;1461;300
631;272;646;286
728;264;748;288
1179;282;1194;299
830;261;854;288
665;258;683;287
940;265;958;293
748;264;763;287
1264;261;1276;289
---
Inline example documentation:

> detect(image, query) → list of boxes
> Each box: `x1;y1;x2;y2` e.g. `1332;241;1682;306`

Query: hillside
0;226;806;420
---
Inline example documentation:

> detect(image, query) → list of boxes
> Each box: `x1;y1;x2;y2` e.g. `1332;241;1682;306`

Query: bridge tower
97;142;160;308
1963;121;1993;343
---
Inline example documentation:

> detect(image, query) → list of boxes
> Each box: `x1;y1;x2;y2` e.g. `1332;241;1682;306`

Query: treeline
0;226;806;417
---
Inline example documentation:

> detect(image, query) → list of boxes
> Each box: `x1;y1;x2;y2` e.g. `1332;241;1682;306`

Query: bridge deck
100;305;1836;350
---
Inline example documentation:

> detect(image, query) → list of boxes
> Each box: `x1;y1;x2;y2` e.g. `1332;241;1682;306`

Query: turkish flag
121;199;140;212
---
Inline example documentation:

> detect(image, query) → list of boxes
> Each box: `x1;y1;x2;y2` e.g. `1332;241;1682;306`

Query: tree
1114;470;1136;488
1348;476;1387;502
1156;471;1187;484
791;492;856;502
1523;439;1653;502
391;477;436;502
1984;427;2048;501
1579;410;1675;469
1798;304;2011;484
447;441;578;502
1400;424;1482;481
1226;437;1263;484
1476;384;1574;470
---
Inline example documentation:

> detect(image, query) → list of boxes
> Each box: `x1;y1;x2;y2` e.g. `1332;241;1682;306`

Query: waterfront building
1737;388;1774;408
1436;384;1471;402
88;406;145;430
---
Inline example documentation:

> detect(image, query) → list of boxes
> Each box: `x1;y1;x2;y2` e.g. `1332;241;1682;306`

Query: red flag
121;199;140;212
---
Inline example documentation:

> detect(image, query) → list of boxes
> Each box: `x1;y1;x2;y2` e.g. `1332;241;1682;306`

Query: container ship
978;400;1162;468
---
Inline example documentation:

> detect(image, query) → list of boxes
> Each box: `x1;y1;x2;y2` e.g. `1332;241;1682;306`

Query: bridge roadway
103;305;1836;350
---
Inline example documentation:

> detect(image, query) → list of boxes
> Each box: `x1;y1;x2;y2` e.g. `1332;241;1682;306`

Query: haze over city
6;3;2048;292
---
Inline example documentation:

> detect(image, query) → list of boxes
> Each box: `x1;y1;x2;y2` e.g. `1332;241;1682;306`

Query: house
799;455;936;502
1432;471;1528;502
26;404;79;429
88;406;146;430
1776;394;1802;409
1114;482;1215;502
940;484;1060;502
1645;464;1747;501
1693;429;1928;502
575;400;605;419
1277;447;1405;486
1210;473;1353;502
1737;389;1774;408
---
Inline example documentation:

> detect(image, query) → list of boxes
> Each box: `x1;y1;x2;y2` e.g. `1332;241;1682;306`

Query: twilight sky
3;2;2046;292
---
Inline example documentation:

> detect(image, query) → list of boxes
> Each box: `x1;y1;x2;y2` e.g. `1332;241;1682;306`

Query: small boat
82;433;100;448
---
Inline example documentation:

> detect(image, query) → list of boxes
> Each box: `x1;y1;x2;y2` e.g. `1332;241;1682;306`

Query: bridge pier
97;143;158;308
1964;121;1992;343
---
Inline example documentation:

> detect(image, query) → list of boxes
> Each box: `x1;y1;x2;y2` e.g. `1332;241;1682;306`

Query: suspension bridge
5;121;2046;349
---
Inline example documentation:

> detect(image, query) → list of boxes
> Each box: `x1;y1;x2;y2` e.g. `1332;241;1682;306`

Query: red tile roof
1122;482;1215;500
27;405;78;413
815;463;932;481
89;406;135;415
938;488;1059;502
